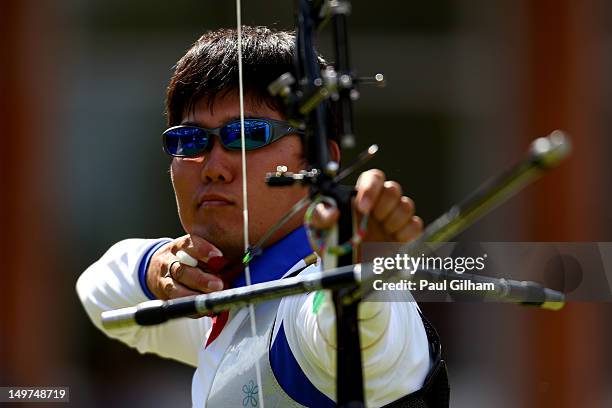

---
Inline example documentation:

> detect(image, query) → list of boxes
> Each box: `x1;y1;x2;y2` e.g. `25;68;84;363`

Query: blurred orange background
1;0;611;407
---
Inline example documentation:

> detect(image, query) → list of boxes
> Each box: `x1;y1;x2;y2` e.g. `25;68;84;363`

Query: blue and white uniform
76;227;430;407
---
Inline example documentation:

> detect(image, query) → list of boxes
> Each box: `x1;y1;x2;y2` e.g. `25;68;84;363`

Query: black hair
166;26;300;126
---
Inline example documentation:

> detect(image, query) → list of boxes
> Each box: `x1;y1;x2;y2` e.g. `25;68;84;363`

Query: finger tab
176;250;198;267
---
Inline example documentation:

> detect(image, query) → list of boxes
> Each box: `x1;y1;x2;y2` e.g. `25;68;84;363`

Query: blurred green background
1;0;611;407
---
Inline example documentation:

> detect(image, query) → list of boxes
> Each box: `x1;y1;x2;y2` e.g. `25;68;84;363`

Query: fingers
160;275;202;299
382;196;415;233
148;234;226;300
168;261;224;293
160;273;220;320
176;234;223;264
394;216;424;242
165;234;225;296
372;181;403;222
353;169;423;243
378;195;421;242
303;166;424;260
355;169;385;214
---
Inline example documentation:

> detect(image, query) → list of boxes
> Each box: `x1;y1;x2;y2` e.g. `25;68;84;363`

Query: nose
200;135;235;184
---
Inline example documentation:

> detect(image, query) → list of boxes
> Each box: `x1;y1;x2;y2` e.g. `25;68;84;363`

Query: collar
231;226;313;288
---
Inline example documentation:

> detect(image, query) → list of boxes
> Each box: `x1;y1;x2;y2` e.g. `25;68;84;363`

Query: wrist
138;239;172;300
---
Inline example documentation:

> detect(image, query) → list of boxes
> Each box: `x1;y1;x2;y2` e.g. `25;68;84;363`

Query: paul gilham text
373;279;495;292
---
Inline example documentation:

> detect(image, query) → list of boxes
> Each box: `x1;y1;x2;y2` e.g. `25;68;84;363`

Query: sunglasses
162;118;304;158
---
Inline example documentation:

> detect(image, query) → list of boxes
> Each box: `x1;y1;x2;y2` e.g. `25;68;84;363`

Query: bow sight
266;0;385;188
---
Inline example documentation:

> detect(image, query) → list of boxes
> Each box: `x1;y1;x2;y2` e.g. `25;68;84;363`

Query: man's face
171;92;308;260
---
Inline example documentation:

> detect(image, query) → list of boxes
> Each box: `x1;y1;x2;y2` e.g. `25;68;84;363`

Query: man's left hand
312;169;423;243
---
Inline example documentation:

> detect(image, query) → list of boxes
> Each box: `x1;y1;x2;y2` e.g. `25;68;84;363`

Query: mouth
197;193;234;208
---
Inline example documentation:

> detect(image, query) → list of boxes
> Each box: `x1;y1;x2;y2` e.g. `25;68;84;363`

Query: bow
101;2;571;407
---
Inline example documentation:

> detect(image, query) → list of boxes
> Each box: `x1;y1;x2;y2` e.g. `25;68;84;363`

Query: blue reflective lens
221;120;271;150
164;127;209;157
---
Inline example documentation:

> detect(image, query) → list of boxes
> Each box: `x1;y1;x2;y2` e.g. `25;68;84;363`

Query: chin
190;223;245;260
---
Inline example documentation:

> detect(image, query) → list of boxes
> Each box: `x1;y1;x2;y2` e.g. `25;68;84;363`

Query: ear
328;140;341;164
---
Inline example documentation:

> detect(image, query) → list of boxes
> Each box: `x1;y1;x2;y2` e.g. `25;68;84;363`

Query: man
77;26;446;407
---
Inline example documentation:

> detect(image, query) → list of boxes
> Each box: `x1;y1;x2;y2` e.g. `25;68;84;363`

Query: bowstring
235;4;265;408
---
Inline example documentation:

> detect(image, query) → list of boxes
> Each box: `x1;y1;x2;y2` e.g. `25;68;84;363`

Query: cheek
246;141;305;198
170;161;183;193
259;137;304;170
171;161;198;207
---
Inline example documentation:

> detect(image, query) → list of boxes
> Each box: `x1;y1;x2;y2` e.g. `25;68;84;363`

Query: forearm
76;239;168;325
76;238;209;366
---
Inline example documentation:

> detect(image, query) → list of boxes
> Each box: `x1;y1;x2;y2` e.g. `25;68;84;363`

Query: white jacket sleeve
76;238;212;367
276;267;430;407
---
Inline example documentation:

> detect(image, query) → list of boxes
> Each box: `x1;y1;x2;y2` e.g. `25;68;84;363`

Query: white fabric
275;264;430;407
76;238;212;367
76;239;430;407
